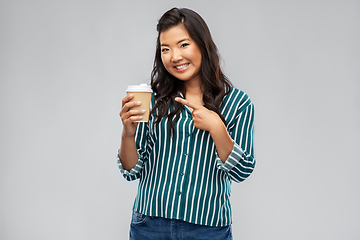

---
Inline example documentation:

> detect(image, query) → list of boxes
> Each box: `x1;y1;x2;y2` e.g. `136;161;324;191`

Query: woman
118;7;255;240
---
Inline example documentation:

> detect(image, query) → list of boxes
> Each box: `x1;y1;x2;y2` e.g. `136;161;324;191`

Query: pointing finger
174;97;201;110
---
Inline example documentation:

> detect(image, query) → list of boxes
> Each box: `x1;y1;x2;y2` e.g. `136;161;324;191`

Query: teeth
175;63;189;69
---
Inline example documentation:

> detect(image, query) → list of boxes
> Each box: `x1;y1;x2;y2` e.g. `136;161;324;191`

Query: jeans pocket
131;211;148;226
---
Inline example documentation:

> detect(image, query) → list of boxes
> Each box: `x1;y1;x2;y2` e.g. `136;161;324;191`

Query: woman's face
160;24;202;84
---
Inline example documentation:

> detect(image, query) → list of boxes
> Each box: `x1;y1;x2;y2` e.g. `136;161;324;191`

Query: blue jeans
129;211;233;240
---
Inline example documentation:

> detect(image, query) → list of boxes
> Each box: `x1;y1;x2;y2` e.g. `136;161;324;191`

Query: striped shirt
118;87;255;227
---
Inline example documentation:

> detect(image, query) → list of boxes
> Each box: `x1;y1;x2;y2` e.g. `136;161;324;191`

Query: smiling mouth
174;63;190;70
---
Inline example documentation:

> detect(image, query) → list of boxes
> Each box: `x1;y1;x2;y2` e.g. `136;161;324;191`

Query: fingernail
136;101;141;104
141;109;146;113
139;116;143;119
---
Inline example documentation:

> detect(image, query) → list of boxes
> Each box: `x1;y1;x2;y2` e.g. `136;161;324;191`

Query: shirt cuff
117;149;144;178
216;142;246;172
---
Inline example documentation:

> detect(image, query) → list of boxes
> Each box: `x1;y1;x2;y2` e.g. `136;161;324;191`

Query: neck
184;78;202;94
183;78;204;106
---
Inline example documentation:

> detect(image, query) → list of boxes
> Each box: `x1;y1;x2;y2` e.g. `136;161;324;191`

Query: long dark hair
150;7;232;136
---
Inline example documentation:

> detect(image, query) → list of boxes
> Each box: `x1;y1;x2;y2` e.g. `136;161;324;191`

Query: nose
171;48;183;62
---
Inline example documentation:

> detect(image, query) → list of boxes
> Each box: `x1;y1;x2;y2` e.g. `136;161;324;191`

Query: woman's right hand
120;94;146;137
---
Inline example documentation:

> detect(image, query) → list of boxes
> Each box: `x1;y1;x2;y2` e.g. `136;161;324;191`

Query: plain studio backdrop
1;0;359;239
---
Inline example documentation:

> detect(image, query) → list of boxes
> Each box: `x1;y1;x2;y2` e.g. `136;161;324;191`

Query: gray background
1;0;359;239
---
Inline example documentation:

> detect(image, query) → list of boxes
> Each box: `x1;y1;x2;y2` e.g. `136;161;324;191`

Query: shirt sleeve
117;122;152;181
216;102;256;183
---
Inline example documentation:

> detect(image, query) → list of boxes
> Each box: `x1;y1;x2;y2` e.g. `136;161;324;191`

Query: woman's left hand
175;97;234;162
175;97;223;133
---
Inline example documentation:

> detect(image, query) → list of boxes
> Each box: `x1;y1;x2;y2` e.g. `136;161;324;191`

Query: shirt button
178;191;182;195
184;153;188;157
180;172;184;176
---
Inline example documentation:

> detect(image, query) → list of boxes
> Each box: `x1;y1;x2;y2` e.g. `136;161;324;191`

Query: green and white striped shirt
118;87;255;227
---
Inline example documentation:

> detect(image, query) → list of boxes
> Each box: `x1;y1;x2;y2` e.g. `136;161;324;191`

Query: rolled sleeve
216;142;255;182
117;149;145;181
216;102;256;183
117;122;152;181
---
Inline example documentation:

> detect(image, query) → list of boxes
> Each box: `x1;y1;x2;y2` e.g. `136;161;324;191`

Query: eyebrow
160;38;190;47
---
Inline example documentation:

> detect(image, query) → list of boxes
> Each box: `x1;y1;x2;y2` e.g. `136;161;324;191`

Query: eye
180;43;189;48
161;48;169;53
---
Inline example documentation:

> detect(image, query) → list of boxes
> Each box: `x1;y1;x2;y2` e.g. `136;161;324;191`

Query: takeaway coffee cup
126;84;152;122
